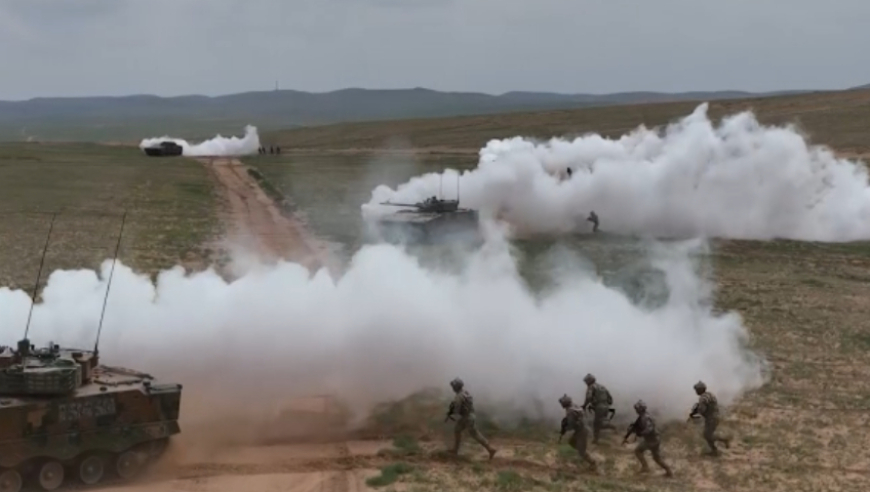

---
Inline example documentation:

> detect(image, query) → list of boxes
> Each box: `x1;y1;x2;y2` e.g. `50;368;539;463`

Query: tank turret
0;337;182;491
0;339;99;397
379;196;462;214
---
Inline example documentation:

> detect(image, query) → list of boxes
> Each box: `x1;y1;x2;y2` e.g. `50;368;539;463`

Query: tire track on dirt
200;157;335;272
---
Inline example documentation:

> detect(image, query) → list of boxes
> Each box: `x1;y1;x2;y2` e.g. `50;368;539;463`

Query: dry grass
268;88;870;159
0;142;221;295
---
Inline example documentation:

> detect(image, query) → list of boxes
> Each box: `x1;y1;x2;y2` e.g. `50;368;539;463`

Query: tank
142;141;183;157
370;196;481;244
0;338;182;492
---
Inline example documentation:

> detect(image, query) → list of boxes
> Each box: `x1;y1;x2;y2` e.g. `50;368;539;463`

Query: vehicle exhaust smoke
139;125;260;157
363;103;870;242
0;230;766;426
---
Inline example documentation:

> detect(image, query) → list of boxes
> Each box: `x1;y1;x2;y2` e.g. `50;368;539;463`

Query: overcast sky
1;0;869;100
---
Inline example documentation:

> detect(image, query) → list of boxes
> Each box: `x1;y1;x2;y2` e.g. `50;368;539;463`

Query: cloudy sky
1;0;869;100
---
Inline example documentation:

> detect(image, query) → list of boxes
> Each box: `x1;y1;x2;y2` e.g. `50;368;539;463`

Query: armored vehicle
0;338;182;491
142;141;183;157
371;196;481;244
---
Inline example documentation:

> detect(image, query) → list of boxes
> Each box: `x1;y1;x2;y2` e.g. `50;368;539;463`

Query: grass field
4;88;870;490
0;142;220;296
265;88;870;158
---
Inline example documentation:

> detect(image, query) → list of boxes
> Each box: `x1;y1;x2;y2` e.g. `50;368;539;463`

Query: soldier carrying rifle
623;400;673;477
687;381;732;456
581;374;616;443
444;378;497;460
557;394;598;470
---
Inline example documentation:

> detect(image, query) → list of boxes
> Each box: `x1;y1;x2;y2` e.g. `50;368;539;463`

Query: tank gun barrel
379;201;420;207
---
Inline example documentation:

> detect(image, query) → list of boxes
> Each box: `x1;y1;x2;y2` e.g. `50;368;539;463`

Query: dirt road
158;157;363;492
200;157;334;272
100;440;389;492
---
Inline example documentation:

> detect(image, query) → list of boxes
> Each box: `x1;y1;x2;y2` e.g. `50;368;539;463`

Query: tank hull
372;210;482;245
142;143;183;157
0;363;182;490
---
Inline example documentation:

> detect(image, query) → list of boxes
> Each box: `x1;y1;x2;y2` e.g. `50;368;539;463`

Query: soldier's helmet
558;394;572;408
693;381;706;393
450;378;464;391
633;400;647;413
583;373;595;385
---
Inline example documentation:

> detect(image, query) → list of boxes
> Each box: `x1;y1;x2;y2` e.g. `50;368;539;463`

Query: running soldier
587;211;599;232
582;374;616;443
445;378;497;459
623;400;673;477
688;381;732;456
558;394;597;470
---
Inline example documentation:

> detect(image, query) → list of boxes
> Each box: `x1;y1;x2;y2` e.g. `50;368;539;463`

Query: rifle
622;417;641;445
584;405;616;421
445;401;456;422
687;403;700;423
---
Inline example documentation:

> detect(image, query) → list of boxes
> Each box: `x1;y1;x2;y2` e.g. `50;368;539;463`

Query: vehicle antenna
440;174;443;199
94;211;127;355
456;173;460;203
23;213;57;341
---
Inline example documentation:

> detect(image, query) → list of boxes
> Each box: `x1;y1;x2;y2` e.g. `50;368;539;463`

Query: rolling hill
0;87;809;143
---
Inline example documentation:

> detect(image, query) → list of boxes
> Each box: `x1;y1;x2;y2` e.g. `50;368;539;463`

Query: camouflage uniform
690;381;731;456
629;400;673;477
558;395;597;469
582;374;616;443
447;378;496;459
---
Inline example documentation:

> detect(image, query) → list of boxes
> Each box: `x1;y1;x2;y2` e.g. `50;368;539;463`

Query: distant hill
0;87;811;143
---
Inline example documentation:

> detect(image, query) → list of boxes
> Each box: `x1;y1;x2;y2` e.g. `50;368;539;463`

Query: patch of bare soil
200;157;334;272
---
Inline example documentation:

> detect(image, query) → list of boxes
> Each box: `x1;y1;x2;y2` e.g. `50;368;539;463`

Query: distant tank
370;196;481;244
0;338;182;491
142;141;183;157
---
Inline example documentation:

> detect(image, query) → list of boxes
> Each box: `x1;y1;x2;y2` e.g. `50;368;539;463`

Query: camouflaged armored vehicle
0;338;182;492
372;196;481;244
142;141;183;157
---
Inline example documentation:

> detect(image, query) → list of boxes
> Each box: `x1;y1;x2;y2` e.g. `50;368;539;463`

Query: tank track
0;438;170;492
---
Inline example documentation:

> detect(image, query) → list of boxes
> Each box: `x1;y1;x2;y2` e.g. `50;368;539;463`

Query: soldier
623;400;673;477
445;378;497;460
558;394;597;470
587;211;599;233
581;374;616;443
688;381;731;456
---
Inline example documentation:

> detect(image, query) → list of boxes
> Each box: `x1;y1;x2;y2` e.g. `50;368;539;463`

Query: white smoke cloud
363;103;870;242
0;232;766;424
138;125;260;156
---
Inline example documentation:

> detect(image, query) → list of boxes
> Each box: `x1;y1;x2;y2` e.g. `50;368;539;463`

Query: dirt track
144;157;364;492
200;157;333;272
101;441;388;492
